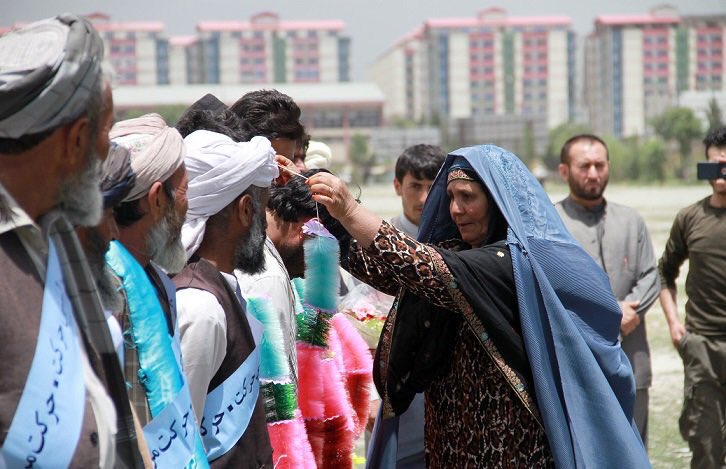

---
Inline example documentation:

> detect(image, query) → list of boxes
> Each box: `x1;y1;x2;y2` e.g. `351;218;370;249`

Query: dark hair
267;168;328;222
113;179;175;227
300;133;311;153
0;78;105;154
394;144;447;182
703;126;726;159
560;134;609;165
175;109;250;142
229;89;305;142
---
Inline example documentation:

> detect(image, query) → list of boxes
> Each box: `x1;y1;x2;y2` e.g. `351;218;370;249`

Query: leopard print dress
347;221;554;468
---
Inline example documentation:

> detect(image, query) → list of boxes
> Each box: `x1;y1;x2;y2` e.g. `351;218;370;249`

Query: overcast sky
5;0;725;80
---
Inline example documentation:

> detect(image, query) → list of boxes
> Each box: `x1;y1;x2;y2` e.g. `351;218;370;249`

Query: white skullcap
109;113;185;202
305;140;332;169
181;130;278;258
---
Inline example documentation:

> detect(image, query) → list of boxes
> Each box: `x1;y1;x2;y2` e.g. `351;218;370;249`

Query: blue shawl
416;145;649;468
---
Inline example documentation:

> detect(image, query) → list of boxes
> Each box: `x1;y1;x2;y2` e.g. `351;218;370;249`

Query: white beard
58;153;103;227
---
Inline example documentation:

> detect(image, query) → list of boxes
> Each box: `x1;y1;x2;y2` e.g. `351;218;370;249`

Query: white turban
305;140;332;169
109;113;185;202
181;130;278;258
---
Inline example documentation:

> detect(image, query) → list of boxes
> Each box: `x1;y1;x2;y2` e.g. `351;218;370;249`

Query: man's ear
393;177;403;196
63;116;92;172
236;193;255;231
558;163;569;182
146;181;166;221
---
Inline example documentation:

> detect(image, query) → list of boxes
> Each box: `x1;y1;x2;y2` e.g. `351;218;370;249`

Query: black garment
375;238;534;416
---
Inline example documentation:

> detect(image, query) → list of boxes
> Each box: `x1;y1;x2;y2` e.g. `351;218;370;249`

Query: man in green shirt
658;126;726;469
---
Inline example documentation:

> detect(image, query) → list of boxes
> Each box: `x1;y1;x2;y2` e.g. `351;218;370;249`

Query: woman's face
447;179;490;247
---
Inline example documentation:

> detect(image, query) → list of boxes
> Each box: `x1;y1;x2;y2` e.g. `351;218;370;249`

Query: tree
705;98;724;134
650;107;702;179
349;134;371;185
521;120;536;166
639;138;667;182
544;122;593;170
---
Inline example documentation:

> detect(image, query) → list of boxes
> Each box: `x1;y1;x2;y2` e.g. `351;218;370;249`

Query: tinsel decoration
246;296;291;380
246;295;315;468
261;382;298;423
295;220;372;468
296;303;334;347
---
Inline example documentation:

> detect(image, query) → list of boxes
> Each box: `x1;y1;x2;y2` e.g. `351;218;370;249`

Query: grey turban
0;14;104;139
110;113;185;202
101;143;136;209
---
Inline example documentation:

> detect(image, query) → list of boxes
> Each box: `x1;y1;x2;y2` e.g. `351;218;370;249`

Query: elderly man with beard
173;126;281;466
555;134;658;448
106;114;191;416
76;143;136;360
0;15;145;467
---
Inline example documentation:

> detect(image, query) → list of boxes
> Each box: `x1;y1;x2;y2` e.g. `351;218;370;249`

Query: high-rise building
194;11;350;85
368;8;576;129
88;13;171;86
584;6;725;137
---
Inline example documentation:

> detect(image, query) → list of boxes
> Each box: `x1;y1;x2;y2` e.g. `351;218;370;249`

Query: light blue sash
106;241;209;468
201;314;263;461
1;241;86;468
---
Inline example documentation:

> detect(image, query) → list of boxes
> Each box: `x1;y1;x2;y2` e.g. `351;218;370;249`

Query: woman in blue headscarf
307;145;649;468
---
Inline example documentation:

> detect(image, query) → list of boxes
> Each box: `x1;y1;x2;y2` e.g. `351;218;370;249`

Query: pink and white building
195;12;350;85
584;6;725;137
368;8;576;129
87;13;170;86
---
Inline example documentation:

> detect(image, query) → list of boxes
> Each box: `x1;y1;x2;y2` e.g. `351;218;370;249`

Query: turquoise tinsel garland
246;296;291;380
106;241;209;468
295;236;340;347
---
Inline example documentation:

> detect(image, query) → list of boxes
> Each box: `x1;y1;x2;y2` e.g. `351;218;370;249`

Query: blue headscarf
418;145;649;469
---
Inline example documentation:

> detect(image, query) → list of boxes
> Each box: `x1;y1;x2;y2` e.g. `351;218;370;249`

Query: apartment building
368;8;576;129
194;11;350;85
584;5;725;137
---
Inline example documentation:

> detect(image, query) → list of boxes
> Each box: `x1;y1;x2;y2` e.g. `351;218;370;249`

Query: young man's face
394;172;435;226
705;144;726;195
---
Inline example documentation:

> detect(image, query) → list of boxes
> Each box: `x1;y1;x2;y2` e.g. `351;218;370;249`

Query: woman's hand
307;171;358;221
274;154;297;186
307;172;382;247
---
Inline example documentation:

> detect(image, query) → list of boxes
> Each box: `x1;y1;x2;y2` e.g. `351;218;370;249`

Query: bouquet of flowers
339;283;393;349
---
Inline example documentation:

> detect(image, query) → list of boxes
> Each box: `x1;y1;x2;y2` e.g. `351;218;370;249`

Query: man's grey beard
146;204;187;274
58;152;103;227
234;205;267;275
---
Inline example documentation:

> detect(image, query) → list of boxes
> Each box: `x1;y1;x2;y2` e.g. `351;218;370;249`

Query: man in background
390;144;447;238
556;134;658;448
230;89;306;166
658;127;726;468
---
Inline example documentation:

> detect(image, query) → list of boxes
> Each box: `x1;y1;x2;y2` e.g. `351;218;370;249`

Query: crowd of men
0;14;724;469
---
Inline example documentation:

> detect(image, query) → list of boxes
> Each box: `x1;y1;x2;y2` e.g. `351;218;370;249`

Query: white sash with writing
1;241;86;468
201;314;263;461
143;383;200;468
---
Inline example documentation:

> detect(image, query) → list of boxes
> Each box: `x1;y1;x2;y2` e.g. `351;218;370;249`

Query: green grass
356;181;713;468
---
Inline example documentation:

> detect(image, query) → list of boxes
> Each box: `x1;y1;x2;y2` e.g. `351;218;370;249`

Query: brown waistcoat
0;231;101;468
173;258;272;468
